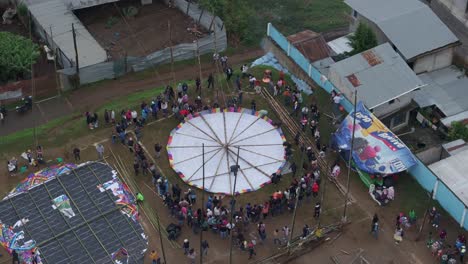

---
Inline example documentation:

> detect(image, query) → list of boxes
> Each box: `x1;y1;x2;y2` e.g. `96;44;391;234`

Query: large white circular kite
167;108;287;194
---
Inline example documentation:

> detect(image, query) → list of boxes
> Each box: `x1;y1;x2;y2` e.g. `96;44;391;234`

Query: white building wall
413;47;454;74
371;92;413;117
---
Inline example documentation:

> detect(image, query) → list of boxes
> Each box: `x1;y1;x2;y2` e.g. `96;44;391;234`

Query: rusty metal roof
287;30;331;62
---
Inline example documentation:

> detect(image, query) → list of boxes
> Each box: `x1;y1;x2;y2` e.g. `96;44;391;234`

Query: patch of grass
97;86;166;112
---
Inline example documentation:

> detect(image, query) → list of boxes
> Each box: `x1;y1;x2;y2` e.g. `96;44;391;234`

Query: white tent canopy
167;109;286;194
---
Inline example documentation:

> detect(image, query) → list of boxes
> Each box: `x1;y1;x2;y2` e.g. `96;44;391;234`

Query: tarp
334;102;416;174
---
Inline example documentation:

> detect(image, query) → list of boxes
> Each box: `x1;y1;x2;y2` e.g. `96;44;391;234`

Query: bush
448;121;468;141
348;23;378;55
17;3;28;17
0;32;40;83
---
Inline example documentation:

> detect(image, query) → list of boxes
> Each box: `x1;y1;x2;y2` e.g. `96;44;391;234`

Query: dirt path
0;48;263;136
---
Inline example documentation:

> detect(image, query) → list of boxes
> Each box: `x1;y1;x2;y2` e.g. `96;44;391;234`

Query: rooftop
414;66;468;126
27;0;108;68
345;0;459;60
328;43;424;109
429;149;468;207
0;162;147;263
287;30;331;62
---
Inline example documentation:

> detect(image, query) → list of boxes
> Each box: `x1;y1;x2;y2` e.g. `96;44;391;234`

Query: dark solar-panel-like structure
0;162;147;264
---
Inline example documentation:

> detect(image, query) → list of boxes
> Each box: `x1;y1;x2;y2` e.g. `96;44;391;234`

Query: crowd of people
425;207;466;263
74;53;468;264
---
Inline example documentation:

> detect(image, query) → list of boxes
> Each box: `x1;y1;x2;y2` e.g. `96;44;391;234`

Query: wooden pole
49;26;61;96
416;191;433;241
168;20;176;83
71;23;79;74
288;146;305;250
195;38;203;97
199;144;205;264
29;14;38;147
198;9;204;25
228;147;240;264
342;90;357;223
208;15;215;32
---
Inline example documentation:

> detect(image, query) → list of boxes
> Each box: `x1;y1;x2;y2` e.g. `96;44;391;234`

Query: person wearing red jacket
312;181;319;198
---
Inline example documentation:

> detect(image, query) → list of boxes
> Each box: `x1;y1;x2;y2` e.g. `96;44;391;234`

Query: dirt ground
0;50;466;264
75;0;207;59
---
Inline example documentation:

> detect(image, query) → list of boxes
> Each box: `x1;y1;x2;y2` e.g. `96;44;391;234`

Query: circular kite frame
167;107;287;195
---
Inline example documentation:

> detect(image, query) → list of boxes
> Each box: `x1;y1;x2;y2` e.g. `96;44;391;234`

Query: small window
388;99;395;105
391;112;408;128
352;10;358;18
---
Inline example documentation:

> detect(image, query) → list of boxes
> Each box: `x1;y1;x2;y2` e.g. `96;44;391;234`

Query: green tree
348;23;378;55
0;32;40;83
198;0;255;45
448;121;468;141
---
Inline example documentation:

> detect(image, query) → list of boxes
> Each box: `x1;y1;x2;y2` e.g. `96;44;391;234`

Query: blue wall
266;22;468;230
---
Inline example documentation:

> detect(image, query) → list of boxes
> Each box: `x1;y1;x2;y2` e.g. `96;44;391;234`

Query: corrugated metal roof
287;30;331;62
429;149;468;207
28;0;107;68
345;0;458;60
329;43;424;108
327;34;353;55
414;66;468;117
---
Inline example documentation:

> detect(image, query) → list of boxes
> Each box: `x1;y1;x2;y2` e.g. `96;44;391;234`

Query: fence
267;22;468;230
58;0;227;87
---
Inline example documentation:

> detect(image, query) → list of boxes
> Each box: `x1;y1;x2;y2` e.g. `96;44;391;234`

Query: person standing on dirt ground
248;241;256;259
251;100;256;114
220;55;228;69
12;250;19;264
96;144;104;159
282;226;289;244
73;147;81;161
104;109;110;124
225;66;233;81
128;137;134;152
133;159;140;176
154;143;162;158
238;90;243;105
371;214;379;239
161;101;168;118
312;181;319;198
201;240;209;256
207;73;214;89
187;248;196;264
149;250;161;264
371;214;379;232
314;202;321;219
183;239;190;255
235;75;241;91
196;77;201;94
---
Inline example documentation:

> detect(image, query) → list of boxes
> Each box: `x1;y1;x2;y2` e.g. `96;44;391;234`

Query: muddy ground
75;0;207;59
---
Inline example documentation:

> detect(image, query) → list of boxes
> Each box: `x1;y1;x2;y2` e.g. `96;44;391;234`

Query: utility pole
199;144;205;264
228;147;240;264
71;23;79;74
195;38;203;97
28;14;38;147
342;90;358;223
